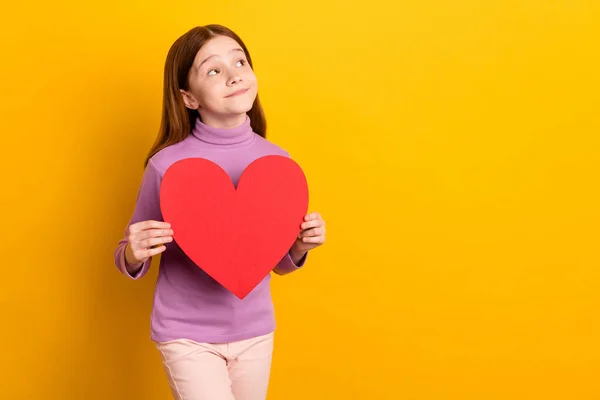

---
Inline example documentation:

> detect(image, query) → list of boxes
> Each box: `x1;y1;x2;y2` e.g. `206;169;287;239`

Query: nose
227;69;242;86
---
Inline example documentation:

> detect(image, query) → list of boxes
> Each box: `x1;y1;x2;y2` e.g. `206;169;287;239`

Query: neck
199;112;247;129
191;114;255;146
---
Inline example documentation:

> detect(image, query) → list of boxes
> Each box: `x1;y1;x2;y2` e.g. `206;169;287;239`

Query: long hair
144;24;267;167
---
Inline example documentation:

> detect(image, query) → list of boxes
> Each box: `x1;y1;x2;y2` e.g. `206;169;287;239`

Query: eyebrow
198;48;244;70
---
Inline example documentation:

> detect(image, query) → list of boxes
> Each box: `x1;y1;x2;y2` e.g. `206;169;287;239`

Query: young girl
113;24;326;400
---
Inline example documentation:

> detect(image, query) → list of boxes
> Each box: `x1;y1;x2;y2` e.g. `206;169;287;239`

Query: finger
301;218;323;230
138;228;174;240
141;236;173;249
299;227;325;238
137;245;167;259
302;235;325;244
141;220;172;231
128;230;172;247
131;220;171;233
304;212;321;221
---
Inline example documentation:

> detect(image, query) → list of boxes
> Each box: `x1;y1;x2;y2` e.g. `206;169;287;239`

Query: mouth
225;88;249;97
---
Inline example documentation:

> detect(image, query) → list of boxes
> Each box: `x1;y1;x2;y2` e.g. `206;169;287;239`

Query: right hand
125;220;174;267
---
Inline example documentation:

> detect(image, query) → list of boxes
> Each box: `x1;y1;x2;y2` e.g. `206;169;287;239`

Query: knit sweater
113;115;306;343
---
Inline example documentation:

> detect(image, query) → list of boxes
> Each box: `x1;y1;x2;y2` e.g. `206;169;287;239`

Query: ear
180;89;200;110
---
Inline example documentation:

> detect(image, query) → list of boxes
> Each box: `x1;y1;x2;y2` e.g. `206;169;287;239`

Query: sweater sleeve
273;251;307;275
113;160;163;280
271;149;309;276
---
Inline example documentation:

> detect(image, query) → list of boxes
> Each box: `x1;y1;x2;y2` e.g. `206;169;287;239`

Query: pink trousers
155;332;275;400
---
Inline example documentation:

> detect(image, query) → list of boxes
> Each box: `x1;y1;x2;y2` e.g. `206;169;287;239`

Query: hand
125;220;174;270
290;212;326;263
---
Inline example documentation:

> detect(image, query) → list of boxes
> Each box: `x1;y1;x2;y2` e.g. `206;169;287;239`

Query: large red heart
159;155;309;299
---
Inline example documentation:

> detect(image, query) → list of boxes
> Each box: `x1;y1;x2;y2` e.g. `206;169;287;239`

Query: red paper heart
159;155;309;299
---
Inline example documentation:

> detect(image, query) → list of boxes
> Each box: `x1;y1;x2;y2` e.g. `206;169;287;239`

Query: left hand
290;212;326;262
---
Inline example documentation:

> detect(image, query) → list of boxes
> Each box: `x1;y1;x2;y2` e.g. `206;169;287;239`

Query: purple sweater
113;116;306;343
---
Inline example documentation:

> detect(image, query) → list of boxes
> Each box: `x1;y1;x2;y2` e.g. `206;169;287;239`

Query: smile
225;88;249;97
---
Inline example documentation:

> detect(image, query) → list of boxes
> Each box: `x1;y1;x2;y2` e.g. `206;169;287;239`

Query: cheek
243;72;258;97
245;71;258;86
194;81;223;106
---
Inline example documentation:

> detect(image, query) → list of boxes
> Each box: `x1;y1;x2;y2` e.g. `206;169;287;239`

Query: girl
113;24;326;400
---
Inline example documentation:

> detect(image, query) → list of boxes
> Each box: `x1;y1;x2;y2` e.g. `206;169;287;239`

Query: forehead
195;35;243;60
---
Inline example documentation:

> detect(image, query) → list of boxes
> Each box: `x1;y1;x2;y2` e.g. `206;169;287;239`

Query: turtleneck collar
191;115;255;147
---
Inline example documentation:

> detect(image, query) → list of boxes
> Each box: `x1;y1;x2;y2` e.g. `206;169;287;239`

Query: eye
236;59;246;67
207;68;220;76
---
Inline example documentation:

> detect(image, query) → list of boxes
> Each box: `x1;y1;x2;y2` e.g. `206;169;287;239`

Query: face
180;35;258;127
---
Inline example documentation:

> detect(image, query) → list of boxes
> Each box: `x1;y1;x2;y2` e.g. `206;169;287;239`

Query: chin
227;101;255;114
221;106;251;116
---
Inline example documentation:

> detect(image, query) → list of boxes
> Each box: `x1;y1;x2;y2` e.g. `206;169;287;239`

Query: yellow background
1;0;599;399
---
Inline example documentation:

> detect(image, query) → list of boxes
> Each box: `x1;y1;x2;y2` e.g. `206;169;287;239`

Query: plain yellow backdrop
1;0;599;399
